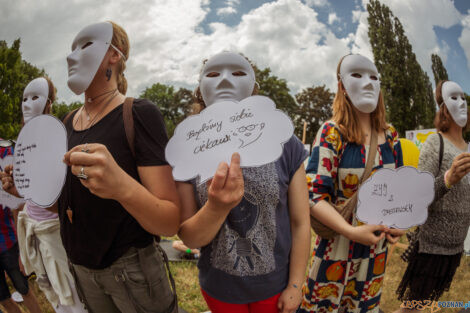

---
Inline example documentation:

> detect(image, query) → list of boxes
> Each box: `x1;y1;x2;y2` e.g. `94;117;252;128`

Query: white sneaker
11;291;23;303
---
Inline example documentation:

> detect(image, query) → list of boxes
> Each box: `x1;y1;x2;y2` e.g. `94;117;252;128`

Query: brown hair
332;55;388;144
434;80;470;132
109;21;129;95
192;55;259;114
43;76;56;114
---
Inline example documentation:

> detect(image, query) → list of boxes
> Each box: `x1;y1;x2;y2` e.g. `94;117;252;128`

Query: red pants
201;289;281;313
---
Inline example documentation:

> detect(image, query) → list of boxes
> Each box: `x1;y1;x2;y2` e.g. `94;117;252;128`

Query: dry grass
7;234;469;313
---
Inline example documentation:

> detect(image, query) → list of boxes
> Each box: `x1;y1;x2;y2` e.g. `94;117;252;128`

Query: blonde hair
332;55;388;144
109;21;129;94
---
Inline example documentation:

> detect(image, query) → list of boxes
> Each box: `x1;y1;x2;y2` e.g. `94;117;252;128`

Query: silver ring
81;143;89;153
76;166;88;180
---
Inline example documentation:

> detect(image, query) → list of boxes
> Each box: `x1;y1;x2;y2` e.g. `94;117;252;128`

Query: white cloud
352;10;362;23
217;0;240;16
352;0;462;82
328;13;339;25
2;0;466;107
0;0;352;104
217;7;237;15
459;10;470;71
304;0;328;7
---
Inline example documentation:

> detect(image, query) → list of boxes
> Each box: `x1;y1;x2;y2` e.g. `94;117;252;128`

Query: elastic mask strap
110;43;126;61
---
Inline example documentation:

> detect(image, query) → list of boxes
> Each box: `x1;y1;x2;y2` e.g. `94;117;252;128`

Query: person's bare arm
278;165;311;313
65;144;180;236
311;200;386;246
177;153;244;249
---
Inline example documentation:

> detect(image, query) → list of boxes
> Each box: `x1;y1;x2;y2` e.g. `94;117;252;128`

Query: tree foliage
0;39;45;139
252;65;303;138
51;101;83;120
431;54;449;87
295;85;334;145
140;83;193;137
367;0;435;135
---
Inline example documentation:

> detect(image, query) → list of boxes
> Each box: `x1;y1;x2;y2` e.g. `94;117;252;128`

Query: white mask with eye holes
199;52;256;106
442;81;467;128
67;22;113;95
22;77;49;124
340;54;381;114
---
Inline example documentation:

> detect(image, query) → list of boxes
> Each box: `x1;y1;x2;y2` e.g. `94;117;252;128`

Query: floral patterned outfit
298;122;403;313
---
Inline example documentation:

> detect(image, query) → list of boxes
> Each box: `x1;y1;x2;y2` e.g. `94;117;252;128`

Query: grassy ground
6;233;469;313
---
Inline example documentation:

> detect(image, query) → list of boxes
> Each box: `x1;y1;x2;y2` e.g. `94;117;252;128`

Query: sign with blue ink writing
13;115;67;208
0;155;24;210
165;95;294;183
356;166;435;229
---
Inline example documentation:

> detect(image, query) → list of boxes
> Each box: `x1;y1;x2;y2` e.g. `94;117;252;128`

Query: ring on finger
76;166;88;180
81;143;90;153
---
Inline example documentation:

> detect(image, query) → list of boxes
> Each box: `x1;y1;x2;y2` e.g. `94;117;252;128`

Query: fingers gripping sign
207;153;244;212
65;143;128;200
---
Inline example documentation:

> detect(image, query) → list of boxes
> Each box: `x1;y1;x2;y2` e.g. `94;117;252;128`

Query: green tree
0;39;45;139
252;65;302;137
140;83;193;137
51;101;83;120
367;0;435;135
431;54;449;87
295;85;334;145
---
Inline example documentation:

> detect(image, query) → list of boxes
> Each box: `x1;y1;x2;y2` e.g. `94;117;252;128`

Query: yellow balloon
399;138;420;168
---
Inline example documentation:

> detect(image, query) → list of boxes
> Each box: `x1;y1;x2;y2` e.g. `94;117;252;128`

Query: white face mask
442;81;467;127
199;52;256;106
67;22;113;95
340;54;381;114
22;78;49;124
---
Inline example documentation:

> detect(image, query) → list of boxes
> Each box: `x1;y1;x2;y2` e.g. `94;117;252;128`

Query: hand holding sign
356;166;435;229
165;95;294;183
446;150;470;186
206;153;244;213
13;115;67;208
0;155;23;210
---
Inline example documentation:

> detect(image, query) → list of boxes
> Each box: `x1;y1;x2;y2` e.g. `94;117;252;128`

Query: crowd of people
0;21;469;313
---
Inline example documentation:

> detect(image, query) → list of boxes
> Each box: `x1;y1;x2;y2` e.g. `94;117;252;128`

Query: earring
255;81;260;89
106;68;112;81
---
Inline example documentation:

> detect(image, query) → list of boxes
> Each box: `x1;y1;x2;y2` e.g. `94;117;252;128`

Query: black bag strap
438;132;444;172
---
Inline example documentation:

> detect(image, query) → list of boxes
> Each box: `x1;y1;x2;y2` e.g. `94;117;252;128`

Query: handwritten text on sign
165;96;294;183
13;115;67;208
356;166;435;229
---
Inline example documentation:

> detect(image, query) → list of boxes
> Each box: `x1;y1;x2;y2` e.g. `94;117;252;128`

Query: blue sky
0;0;469;104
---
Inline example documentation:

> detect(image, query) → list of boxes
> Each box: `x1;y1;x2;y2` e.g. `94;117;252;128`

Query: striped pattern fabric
299;122;403;313
0;141;17;254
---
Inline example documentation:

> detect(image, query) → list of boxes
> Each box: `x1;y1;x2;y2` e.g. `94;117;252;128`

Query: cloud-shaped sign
166;95;294;183
0;155;24;210
356;166;435;229
13;115;67;208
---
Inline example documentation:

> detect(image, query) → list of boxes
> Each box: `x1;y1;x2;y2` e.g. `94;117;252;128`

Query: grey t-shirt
193;135;308;303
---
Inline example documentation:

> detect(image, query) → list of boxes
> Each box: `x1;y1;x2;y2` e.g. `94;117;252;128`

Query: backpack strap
438;132;444;172
123;97;135;158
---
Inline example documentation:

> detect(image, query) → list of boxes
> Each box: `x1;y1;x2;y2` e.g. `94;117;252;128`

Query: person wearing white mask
394;80;470;313
49;21;179;313
298;54;404;313
2;77;87;313
177;52;311;313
